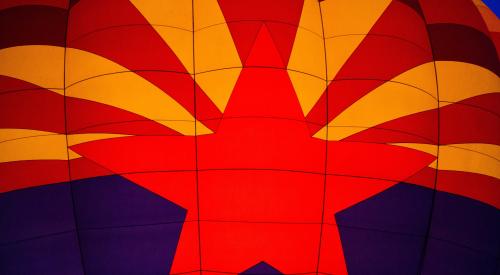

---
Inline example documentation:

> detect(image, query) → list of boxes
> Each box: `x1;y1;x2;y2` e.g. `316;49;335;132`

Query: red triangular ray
222;35;305;120
244;25;285;67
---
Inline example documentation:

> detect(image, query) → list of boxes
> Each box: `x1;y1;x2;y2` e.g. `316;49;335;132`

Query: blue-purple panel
0;182;75;243
421;238;498;275
79;223;184;275
335;183;433;235
336;183;500;275
0;175;186;275
72;175;187;228
0;232;84;275
72;175;186;274
337;226;425;275
429;190;500;255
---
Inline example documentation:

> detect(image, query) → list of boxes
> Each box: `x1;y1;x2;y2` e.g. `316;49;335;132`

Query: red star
71;26;435;274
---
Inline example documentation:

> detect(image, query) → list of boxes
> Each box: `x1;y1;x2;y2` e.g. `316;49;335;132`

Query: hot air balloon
0;0;499;274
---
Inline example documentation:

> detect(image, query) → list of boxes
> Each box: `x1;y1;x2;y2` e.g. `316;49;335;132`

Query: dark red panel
217;0;304;25
218;0;303;67
334;34;432;81
420;0;490;35
0;160;69;193
490;31;500;58
345;93;500;145
456;92;500;115
396;0;423;16
0;5;67;49
68;25;187;72
306;0;435;131
0;89;65;133
428;23;499;74
67;0;151;42
265;22;300;66
0;0;68;10
68;14;222;131
405;166;436;189
440;99;500;145
69;156;114;181
226;21;264;64
0;75;62;93
370;1;430;51
438;170;500;209
66;88;180;136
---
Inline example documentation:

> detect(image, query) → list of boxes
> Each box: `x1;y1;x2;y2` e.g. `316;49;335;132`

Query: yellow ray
0;130;133;163
288;29;326;116
290;0;392;115
288;0;327;115
297;0;323;37
65;47;126;86
394;143;500;180
133;0;240;111
313;126;328;140
67;133;130;146
193;16;241;108
130;0;192;30
325;35;365;81
394;62;437;98
0;128;55;143
195;68;241;112
288;71;326;115
436;61;500;104
0;45;64;94
0;134;68;163
288;27;325;79
194;23;241;73
320;0;392;38
437;144;499;180
320;0;391;80
194;0;226;30
452;143;500;160
324;82;436;140
288;0;325;79
65;48;211;136
315;62;437;140
131;0;194;73
154;27;194;74
314;61;500;141
67;72;211;135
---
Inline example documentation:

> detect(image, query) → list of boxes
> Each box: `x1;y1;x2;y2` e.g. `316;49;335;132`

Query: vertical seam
62;4;88;275
192;0;204;272
315;0;330;273
416;12;441;275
